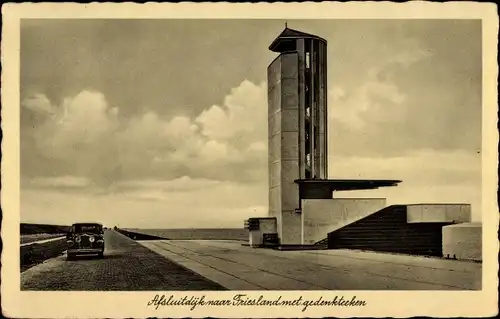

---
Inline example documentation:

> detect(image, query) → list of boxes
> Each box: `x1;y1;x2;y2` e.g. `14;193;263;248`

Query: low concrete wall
442;222;482;261
249;218;277;247
117;229;166;240
122;228;248;241
302;198;387;244
407;204;471;224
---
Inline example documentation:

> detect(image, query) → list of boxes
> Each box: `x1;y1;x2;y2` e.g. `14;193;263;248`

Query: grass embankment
20;223;71;272
21;237;68;272
21;223;71;235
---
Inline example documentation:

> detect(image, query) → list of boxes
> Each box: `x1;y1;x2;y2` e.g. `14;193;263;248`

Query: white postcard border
1;2;498;318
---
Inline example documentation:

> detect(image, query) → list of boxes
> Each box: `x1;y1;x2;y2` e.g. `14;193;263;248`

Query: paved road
139;240;482;290
21;230;225;291
21;231;481;291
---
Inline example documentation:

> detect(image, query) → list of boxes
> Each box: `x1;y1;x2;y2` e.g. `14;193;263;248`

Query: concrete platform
138;239;482;290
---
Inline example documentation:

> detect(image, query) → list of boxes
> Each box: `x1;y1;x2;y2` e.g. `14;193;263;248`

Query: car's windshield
73;224;102;233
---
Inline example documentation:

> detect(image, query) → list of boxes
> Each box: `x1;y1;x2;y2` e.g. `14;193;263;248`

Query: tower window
306;52;310;69
305;170;311;179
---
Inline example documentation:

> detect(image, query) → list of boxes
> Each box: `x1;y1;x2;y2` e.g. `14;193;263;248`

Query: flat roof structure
295;179;402;191
295;178;401;199
295;179;401;199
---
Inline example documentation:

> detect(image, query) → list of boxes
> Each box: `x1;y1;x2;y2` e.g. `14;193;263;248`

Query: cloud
330;39;432;130
22;80;268;187
19;31;481;225
29;176;91;188
114;176;222;193
22;93;55;115
327;35;480;158
21;65;480;201
196;80;267;144
21;148;482;227
330;80;406;130
33;90;118;159
21;186;268;228
248;141;267;152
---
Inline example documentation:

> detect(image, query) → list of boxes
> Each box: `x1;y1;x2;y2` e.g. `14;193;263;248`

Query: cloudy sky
20;19;482;227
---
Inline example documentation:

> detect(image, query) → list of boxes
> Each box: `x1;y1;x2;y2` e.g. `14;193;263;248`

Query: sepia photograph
2;2;498;318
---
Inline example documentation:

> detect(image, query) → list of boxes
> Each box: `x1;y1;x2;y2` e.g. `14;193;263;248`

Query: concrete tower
267;28;329;244
267;27;400;246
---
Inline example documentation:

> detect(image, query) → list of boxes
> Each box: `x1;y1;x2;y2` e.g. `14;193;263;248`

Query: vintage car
66;222;105;260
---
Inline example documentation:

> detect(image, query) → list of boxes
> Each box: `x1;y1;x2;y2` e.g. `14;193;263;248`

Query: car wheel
67;253;74;260
98;252;104;258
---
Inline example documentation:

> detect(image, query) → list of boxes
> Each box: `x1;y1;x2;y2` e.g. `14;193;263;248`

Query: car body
66;222;105;259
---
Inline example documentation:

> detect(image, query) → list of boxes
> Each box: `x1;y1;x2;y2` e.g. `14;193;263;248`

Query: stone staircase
314;205;454;257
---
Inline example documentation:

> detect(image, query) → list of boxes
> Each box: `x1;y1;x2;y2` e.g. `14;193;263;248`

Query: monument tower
247;27;401;247
267;27;329;244
246;27;477;260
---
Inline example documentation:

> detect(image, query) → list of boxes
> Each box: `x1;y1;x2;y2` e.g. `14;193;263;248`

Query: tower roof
269;27;327;52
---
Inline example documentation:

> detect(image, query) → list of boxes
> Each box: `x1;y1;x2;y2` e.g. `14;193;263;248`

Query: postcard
1;2;498;318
